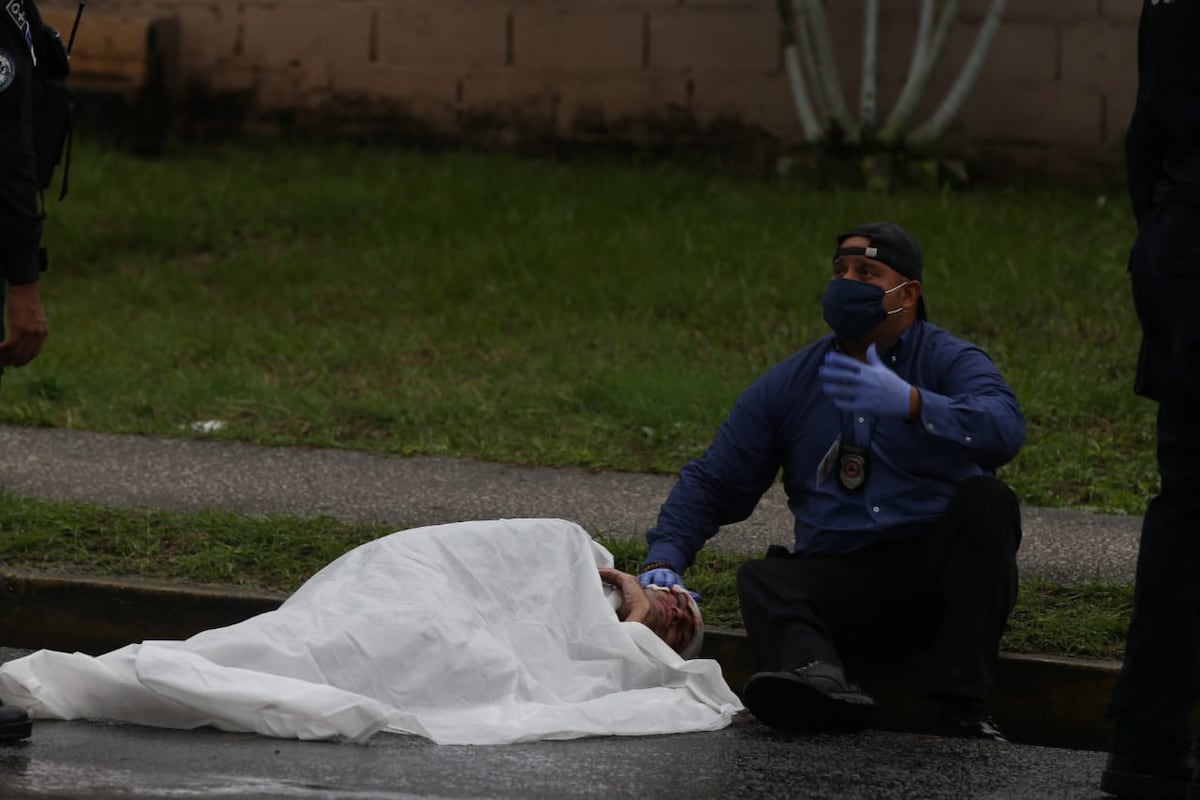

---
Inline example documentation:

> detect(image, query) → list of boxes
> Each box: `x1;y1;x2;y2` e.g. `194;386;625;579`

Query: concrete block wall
39;0;1141;178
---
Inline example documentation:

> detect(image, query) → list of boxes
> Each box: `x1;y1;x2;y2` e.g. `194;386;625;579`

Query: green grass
6;138;1154;513
0;494;1133;660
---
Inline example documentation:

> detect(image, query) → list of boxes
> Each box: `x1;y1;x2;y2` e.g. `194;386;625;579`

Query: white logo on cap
865;246;878;257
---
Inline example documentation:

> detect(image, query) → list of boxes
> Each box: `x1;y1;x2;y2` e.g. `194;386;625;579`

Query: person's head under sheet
599;568;704;659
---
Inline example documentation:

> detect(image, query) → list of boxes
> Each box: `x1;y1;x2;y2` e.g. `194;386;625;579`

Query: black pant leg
917;475;1022;702
737;555;850;672
737;541;928;676
738;477;1019;699
1108;398;1200;748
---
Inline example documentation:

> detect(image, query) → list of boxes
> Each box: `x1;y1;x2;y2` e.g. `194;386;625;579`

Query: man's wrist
907;386;921;418
638;561;676;575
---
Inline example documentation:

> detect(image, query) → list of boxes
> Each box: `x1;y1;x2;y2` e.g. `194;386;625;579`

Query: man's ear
905;280;923;314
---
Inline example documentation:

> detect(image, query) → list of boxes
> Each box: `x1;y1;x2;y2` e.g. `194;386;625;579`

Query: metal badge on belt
838;445;868;491
0;48;14;93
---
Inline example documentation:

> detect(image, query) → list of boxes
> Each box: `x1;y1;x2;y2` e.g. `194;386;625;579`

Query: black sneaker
742;660;876;733
939;697;1009;743
1101;750;1193;798
0;700;31;742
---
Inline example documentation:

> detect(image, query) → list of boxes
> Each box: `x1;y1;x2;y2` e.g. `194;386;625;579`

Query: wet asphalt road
0;718;1110;796
0;721;1112;800
0;645;1110;800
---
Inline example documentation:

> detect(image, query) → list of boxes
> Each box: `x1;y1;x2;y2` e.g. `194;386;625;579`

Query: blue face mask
821;279;908;341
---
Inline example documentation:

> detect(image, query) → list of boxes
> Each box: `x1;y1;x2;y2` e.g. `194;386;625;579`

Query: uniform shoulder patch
0;48;15;92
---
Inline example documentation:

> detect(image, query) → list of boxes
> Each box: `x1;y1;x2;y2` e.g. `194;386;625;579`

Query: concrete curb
0;569;1131;752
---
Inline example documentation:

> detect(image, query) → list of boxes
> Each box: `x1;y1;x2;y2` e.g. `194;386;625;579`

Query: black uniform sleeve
1127;0;1200;224
1125;87;1161;226
0;3;43;287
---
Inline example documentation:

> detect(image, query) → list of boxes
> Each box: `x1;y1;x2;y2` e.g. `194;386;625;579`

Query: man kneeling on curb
638;222;1026;740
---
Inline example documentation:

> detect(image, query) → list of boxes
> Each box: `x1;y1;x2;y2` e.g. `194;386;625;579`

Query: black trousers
1107;203;1200;754
737;476;1022;704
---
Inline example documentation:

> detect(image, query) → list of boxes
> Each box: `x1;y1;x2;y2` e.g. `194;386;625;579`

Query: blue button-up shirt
645;320;1026;569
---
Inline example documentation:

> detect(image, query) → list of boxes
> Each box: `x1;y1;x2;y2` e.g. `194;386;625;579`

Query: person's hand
818;342;913;418
638;567;701;602
0;283;48;367
599;567;652;625
638;567;682;590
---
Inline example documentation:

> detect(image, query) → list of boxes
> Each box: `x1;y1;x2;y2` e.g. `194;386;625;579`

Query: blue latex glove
638;568;701;602
818;342;913;418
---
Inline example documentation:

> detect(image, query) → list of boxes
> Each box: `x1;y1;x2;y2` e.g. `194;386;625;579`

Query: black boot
0;699;31;741
1101;728;1193;798
939;696;1008;743
742;659;876;733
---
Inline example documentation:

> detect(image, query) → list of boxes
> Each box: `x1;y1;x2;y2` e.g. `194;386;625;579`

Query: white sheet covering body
0;518;742;744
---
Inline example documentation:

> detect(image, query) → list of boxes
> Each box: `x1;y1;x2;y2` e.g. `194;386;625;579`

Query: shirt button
872;506;880;513
927;423;936;432
857;416;866;424
964;435;973;443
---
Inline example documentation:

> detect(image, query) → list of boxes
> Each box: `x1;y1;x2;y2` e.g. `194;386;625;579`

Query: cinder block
169;3;243;72
1060;19;1138;94
659;0;774;10
375;1;507;68
458;68;563;135
555;73;690;139
331;63;460;131
1100;0;1143;24
240;2;372;70
40;8;166;90
650;7;780;72
513;6;643;71
959;0;1102;24
962;80;1104;149
689;71;798;138
881;0;1100;25
1105;88;1136;148
557;73;672;128
204;60;257;95
971;20;1058;83
255;61;333;111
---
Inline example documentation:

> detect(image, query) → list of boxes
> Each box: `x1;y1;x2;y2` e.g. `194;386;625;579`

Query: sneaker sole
0;718;32;741
1100;767;1188;798
743;671;876;733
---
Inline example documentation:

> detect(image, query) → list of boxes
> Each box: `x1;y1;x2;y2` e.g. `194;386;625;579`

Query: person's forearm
598;568;651;624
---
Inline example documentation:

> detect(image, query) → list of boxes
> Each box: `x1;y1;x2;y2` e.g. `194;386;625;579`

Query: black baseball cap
834;222;927;320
